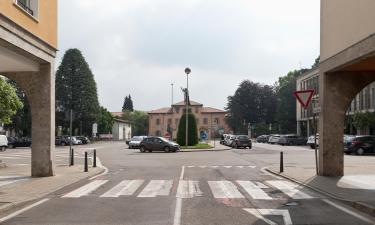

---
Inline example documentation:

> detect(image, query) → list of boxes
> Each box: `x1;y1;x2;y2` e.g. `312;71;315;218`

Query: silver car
128;136;147;149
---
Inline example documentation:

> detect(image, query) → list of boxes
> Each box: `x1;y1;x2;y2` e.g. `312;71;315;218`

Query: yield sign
293;90;315;109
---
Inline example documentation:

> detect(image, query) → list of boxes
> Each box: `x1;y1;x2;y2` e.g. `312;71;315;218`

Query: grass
180;143;213;149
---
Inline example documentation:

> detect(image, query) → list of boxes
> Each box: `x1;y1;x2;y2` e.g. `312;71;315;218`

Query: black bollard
70;148;74;166
93;149;97;168
84;152;88;172
280;151;284;173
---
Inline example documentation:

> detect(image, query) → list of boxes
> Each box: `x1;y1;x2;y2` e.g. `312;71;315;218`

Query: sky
57;0;320;112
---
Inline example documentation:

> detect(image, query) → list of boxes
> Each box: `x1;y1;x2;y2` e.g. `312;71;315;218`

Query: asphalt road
1;142;374;225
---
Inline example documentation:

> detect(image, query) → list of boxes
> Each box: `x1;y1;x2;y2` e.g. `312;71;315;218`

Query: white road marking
0;176;30;187
255;182;268;189
89;155;109;180
237;166;244;168
173;166;186;225
62;180;108;198
138;180;173;197
186;166;195;168
323;199;375;224
208;181;244;199
100;180;144;197
266;180;313;199
210;166;219;168
199;166;207;168
243;208;293;225
176;180;203;198
223;166;232;168
237;181;272;200
260;167;282;180
0;198;49;223
247;165;256;168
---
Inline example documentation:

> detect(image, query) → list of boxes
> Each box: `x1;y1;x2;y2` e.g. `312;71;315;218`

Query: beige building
0;0;58;177
112;118;132;141
319;0;375;176
148;100;230;140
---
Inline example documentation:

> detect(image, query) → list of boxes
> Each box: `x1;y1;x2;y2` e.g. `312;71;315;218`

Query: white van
0;135;7;151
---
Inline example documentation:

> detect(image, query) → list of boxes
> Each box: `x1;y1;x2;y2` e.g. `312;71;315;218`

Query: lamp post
185;67;191;148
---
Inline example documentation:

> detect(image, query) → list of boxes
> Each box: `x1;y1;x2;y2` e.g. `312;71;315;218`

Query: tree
177;113;198;146
55;48;100;136
122;95;134;112
275;69;307;134
352;112;375;133
97;107;114;134
5;80;31;136
0;77;23;125
120;110;149;136
226;80;277;133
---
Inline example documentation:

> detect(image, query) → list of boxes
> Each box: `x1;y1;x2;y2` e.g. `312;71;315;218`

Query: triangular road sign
293;90;315;109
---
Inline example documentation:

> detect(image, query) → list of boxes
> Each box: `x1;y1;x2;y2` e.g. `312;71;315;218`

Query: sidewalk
0;163;103;214
266;155;375;216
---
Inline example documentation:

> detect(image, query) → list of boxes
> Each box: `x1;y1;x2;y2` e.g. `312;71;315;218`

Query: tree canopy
56;48;100;135
122;95;134;112
97;106;114;134
0;77;23;124
226;80;276;134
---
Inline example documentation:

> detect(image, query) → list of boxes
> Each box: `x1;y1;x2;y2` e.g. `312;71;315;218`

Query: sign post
293;90;318;175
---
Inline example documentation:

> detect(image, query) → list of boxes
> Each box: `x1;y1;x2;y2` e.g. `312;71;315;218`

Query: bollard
280;151;284;173
93;149;97;168
84;152;88;172
70;148;74;166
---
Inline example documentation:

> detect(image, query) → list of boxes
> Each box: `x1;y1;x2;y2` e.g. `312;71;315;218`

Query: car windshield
131;137;142;141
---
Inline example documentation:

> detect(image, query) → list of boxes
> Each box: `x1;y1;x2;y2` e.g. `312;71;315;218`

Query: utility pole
69;109;73;166
171;83;174;106
185;67;191;148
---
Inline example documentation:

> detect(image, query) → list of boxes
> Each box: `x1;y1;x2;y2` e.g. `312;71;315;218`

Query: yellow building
0;0;58;177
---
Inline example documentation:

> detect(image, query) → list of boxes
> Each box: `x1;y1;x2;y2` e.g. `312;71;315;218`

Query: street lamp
185;67;191;148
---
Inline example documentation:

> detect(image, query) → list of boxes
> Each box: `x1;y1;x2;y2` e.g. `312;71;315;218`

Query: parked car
256;135;270;143
231;135;252;149
139;137;180;153
225;135;236;146
76;136;90;144
307;134;319;149
128;136;147;149
268;135;281;144
344;135;375;155
0;135;8;151
69;136;82;145
7;137;32;148
278;134;307;146
55;136;70;146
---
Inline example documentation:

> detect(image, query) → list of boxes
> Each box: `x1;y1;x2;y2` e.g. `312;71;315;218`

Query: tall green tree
5;80;31;136
177;113;198;146
97;106;114;134
352;112;375;132
226;80;277;133
0;77;23;124
122;95;134;112
275;69;307;133
55;48;100;136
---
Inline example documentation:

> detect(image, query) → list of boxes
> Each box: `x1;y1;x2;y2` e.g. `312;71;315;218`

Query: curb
265;167;375;217
0;166;104;216
180;148;232;153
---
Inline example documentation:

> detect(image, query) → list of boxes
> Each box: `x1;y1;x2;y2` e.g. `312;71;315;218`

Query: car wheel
164;146;170;153
310;144;315;149
356;147;365;155
140;146;146;153
235;144;239;149
0;146;5;152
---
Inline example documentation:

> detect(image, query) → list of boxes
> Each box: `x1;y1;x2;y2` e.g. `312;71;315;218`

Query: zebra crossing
62;179;315;200
186;165;256;169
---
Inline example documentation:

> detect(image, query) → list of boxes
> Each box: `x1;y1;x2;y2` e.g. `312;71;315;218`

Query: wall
321;0;375;61
0;0;57;48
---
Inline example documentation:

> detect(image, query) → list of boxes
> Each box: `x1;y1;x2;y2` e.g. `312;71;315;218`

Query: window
175;106;180;113
167;118;172;125
215;118;220;124
156;118;160;125
203;118;208;125
195;108;199;113
155;130;161;136
16;0;39;18
175;119;179;125
196;118;199;124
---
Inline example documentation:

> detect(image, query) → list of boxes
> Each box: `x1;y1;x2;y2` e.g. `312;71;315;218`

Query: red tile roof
111;112;123;117
201;107;226;113
173;100;203;106
148;107;173;114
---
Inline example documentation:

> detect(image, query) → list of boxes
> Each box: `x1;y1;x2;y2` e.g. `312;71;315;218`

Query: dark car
256;135;270;143
76;136;90;144
139;137;180;153
278;134;307;146
55;136;70;146
232;135;252;149
344;135;375;155
7;137;32;148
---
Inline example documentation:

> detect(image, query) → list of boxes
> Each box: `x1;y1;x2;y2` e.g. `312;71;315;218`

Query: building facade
148;100;230;140
297;69;375;137
112;118;132;141
0;0;57;177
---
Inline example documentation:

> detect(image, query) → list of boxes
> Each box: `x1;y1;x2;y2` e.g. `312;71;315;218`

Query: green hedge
177;113;198;146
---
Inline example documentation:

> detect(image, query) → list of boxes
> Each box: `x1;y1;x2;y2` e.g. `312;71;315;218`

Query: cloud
57;0;320;111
